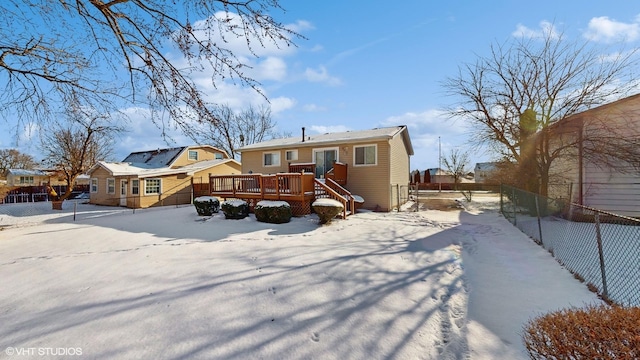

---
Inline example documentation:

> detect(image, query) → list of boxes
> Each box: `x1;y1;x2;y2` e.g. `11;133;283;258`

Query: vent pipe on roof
302;127;305;142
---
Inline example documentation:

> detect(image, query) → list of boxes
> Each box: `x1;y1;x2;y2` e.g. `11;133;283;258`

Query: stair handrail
313;179;348;219
325;178;356;214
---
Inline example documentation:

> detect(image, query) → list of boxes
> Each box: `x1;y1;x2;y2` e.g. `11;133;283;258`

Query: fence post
512;187;517;226
594;212;609;299
534;195;543;246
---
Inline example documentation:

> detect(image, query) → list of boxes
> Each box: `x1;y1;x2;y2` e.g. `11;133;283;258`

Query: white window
354;144;377;166
107;178;116;194
19;176;34;184
263;152;280;167
188;150;198;160
285;150;298;161
145;178;161;195
215;153;224;160
90;178;98;193
131;179;139;195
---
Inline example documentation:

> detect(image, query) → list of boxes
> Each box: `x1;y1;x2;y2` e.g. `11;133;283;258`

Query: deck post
260;176;265;198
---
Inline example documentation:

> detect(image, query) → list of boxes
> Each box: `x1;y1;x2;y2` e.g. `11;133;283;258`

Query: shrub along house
218;125;414;213
87;145;241;208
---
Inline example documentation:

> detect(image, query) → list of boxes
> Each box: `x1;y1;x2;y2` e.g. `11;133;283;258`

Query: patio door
313;148;338;179
120;180;128;206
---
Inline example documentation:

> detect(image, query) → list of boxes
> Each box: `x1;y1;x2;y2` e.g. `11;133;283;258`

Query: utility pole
438;136;442;192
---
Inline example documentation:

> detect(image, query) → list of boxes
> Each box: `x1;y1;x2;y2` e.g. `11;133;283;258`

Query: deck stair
313;178;356;219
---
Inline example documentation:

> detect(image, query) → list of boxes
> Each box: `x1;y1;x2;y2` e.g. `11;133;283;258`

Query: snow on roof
7;169;48;176
238;126;411;152
92;159;238;178
475;162;497;171
122;147;186;167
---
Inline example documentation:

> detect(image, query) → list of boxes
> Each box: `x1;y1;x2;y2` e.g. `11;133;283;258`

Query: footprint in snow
310;332;320;342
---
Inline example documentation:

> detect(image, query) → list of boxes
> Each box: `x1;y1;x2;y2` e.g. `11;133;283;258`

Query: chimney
302;127;306;142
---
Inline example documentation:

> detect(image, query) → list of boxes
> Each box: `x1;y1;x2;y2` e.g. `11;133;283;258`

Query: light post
438;136;441;192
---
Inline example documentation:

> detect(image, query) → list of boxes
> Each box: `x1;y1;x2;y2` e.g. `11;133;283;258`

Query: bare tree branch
442;25;640;195
1;0;302;143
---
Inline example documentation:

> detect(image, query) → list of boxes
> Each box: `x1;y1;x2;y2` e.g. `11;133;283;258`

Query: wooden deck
208;172;356;218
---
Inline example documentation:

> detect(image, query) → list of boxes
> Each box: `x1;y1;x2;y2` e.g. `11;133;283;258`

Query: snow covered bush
523;304;640;359
193;196;220;216
221;199;250;219
254;200;291;224
312;198;344;225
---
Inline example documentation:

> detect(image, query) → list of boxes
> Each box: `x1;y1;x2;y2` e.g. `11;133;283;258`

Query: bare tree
1;1;301;140
40;107;122;202
187;103;287;159
442;148;471;187
0;149;36;177
443;26;640;195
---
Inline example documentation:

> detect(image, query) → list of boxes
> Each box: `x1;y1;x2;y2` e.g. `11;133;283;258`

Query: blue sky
4;1;640;172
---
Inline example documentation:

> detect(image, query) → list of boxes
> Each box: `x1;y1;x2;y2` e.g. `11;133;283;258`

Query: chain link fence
500;184;640;306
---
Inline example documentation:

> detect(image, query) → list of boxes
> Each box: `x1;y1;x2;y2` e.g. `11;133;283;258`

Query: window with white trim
285;150;298;161
19;176;34;184
90;178;98;193
263;152;280;167
188;150;198;160
145;178;161;195
354;144;377;166
215;153;224;160
107;178;116;194
131;179;139;195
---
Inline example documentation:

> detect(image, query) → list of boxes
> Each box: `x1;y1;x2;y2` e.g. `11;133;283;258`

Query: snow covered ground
0;196;600;359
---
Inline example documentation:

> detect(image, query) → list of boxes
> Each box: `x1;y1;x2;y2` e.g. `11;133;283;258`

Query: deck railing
209;173;315;201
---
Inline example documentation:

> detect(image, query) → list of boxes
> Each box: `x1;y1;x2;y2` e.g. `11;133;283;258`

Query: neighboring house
474;162;497;183
6;169;50;186
426;168;456;184
237;126;414;211
87;145;241;208
7;168;89;187
547;93;640;217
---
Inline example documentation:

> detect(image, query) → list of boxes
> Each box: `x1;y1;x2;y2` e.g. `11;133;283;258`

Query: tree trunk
52;200;64;210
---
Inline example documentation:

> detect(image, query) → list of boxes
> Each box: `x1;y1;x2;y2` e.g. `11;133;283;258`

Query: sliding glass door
313;148;338;179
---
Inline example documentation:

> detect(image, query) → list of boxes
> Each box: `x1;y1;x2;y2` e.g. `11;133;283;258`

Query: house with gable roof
227;125;414;212
87;145;241;208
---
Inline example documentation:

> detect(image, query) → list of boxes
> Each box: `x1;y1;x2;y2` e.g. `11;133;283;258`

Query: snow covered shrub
254;200;291;224
312;198;344;224
523;304;640;359
221;199;249;219
193;196;220;216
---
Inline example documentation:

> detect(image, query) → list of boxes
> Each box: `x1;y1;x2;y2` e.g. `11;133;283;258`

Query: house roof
121;145;230;168
237;126;414;155
89;158;241;178
122;146;187;167
550;92;640;129
474;162;497;171
7;169;48;176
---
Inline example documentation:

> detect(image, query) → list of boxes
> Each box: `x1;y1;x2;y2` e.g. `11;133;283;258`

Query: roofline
551;92;640;129
88;158;241;178
238;125;414;154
